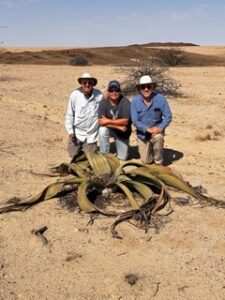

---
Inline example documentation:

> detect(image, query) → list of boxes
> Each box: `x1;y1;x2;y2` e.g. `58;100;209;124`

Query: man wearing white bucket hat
65;72;103;158
131;75;172;164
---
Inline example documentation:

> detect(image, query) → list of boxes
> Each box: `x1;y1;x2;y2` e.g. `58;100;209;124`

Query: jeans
98;126;129;160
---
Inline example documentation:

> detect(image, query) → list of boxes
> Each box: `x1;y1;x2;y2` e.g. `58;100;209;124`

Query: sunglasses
108;88;120;93
82;80;93;86
140;84;153;90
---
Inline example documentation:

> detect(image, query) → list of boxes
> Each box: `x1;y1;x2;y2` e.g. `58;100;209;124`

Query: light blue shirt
65;88;103;143
131;92;172;140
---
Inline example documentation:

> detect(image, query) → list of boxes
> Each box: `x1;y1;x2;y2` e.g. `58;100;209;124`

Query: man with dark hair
98;80;131;160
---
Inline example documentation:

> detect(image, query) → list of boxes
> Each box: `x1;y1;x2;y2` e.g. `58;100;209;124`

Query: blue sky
0;0;225;47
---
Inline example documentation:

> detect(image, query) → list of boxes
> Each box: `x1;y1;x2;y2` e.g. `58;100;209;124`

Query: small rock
125;273;139;285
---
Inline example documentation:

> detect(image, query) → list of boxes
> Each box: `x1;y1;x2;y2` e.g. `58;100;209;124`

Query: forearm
159;100;172;130
158;117;172;130
106;118;129;126
98;117;129;126
106;124;127;132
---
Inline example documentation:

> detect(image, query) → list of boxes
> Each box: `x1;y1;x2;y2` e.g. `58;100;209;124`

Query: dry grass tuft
195;134;211;142
206;124;213;129
195;129;222;142
213;130;222;137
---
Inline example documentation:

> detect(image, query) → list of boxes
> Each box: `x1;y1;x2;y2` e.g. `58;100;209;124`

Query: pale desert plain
0;46;225;300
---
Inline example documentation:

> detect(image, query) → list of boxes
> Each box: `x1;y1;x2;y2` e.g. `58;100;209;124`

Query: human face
139;84;154;99
81;80;94;95
108;87;120;103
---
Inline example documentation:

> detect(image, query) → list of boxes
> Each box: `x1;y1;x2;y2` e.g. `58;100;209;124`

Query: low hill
0;44;225;66
131;42;199;47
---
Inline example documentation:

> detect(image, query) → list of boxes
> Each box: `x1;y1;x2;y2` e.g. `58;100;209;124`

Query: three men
65;73;172;165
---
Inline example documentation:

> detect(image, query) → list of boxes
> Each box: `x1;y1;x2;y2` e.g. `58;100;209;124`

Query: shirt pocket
137;109;146;119
153;108;161;121
76;105;86;120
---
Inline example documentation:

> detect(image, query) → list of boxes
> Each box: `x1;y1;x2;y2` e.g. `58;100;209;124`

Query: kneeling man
98;80;131;160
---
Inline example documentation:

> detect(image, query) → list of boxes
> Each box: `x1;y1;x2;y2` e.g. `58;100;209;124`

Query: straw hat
136;75;157;88
77;73;97;86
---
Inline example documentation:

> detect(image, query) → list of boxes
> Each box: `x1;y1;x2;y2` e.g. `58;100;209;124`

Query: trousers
98;126;129;161
137;133;164;164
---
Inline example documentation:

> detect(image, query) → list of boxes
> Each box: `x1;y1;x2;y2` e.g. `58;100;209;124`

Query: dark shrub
157;47;186;66
69;54;89;66
119;63;182;97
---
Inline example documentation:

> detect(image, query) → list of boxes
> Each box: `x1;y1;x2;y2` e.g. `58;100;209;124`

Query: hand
99;115;109;126
69;133;77;144
117;126;127;132
147;127;161;134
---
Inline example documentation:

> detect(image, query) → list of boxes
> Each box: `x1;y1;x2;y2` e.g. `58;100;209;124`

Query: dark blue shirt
131;92;172;140
98;95;132;140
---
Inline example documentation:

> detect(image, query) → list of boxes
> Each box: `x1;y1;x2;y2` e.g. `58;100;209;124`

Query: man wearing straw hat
65;72;103;158
131;75;172;165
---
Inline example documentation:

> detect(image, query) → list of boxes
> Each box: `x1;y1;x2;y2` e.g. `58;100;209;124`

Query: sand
0;54;225;299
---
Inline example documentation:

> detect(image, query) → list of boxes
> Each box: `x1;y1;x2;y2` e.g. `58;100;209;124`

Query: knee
153;133;164;140
99;126;110;137
152;133;164;144
117;153;128;161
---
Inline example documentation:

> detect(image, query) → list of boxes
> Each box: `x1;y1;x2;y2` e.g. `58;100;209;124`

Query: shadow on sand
108;143;183;165
163;148;183;166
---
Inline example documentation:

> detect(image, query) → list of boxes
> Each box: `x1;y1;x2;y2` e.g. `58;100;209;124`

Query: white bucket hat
78;72;97;86
136;75;157;88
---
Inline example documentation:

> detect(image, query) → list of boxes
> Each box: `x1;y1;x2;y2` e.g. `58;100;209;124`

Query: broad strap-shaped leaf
117;174;132;182
70;150;87;163
144;164;181;178
116;182;140;209
126;168;166;191
85;151;112;177
157;173;199;199
115;161;145;177
104;153;120;173
125;168;170;214
143;165;200;199
77;180;120;216
0;178;85;214
123;180;154;202
110;195;159;239
60;162;88;178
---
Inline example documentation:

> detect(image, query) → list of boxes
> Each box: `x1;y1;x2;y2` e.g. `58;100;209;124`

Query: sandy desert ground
0;48;225;299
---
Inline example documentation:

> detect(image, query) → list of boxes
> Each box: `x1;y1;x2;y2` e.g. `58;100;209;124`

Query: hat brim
78;78;97;86
107;85;121;91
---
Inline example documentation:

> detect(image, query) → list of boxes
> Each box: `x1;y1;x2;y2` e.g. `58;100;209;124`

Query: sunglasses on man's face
140;84;153;90
108;88;120;93
82;80;93;86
